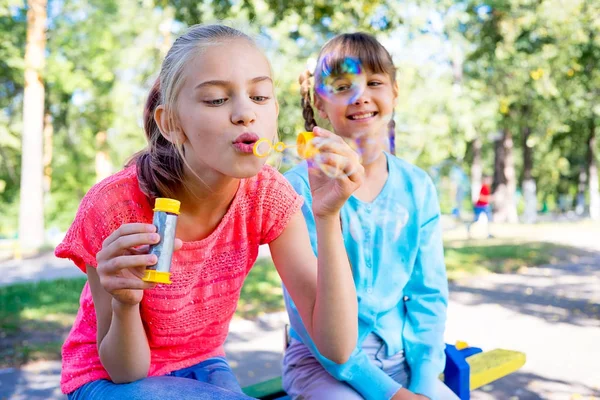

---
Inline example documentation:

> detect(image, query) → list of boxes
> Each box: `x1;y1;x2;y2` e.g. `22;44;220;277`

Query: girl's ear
313;94;328;120
392;81;399;108
155;105;186;145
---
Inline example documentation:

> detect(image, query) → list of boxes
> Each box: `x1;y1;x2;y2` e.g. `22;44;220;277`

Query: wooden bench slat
467;348;526;390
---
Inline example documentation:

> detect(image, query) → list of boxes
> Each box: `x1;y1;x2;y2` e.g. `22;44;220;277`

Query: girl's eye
252;96;270;102
205;98;227;105
334;84;351;93
368;81;382;86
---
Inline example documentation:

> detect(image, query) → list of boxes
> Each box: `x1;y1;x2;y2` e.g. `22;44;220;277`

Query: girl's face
314;67;397;145
161;38;279;180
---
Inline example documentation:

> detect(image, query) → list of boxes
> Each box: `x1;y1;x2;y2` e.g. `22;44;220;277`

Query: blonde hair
129;24;256;199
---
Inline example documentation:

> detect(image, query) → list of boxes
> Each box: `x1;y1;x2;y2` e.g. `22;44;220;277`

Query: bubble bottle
142;198;180;285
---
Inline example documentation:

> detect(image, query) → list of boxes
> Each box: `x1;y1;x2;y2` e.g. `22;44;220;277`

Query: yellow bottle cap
455;340;469;350
142;270;172;284
154;198;181;215
297;131;317;159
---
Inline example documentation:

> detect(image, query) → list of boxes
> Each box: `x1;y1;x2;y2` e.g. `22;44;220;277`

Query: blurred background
0;0;599;399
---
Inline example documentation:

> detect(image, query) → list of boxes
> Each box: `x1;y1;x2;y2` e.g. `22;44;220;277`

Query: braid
388;112;396;155
299;70;317;131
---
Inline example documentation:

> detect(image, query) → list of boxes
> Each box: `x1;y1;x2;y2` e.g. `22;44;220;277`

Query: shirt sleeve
54;177;145;272
403;176;449;399
259;166;304;245
283;166;404;400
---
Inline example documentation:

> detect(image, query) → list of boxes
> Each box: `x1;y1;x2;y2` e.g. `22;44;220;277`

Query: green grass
0;261;285;367
444;241;566;281
0;240;583;367
0;278;87;366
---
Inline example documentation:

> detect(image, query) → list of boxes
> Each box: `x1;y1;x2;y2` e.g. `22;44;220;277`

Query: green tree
0;1;27;237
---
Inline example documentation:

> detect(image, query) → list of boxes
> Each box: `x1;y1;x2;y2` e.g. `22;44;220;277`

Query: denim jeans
67;357;255;400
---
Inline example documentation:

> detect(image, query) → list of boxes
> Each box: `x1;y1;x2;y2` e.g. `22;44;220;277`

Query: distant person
468;174;493;238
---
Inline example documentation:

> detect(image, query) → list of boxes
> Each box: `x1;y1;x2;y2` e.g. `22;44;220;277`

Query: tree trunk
95;131;112;183
18;0;47;254
588;119;599;220
470;136;482;204
577;167;587;215
492;128;519;223
522;124;537;223
43;113;52;193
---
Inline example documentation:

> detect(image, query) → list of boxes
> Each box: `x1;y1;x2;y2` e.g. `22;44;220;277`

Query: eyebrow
194;76;272;90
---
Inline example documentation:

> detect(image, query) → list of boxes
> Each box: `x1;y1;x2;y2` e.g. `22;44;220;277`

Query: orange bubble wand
253;132;319;160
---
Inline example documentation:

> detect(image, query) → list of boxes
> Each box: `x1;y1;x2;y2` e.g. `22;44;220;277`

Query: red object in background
475;184;491;207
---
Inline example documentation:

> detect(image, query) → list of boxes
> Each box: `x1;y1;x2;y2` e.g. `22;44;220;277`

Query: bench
242;341;526;400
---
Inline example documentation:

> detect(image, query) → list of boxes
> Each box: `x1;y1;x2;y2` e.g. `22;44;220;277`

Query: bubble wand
253;131;319;160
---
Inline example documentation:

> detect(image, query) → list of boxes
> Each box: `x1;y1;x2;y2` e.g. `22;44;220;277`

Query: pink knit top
55;164;303;394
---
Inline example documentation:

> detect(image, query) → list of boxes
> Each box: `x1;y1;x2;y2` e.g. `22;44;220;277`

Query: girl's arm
87;223;181;383
270;127;362;364
282;168;413;400
403;177;449;399
270;211;357;364
87;265;151;383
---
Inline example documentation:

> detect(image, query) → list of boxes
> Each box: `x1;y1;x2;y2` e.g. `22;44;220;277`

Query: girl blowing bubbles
282;33;459;400
56;24;362;400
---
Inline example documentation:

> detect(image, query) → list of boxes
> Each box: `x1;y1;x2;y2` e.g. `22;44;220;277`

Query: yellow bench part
467;349;526;390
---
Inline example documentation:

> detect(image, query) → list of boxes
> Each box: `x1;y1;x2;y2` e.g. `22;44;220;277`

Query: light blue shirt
283;153;448;400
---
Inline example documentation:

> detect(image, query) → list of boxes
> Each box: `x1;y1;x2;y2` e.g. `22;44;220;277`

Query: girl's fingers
312;126;336;138
100;254;158;275
119;238;182;256
130;265;149;279
103;232;160;260
129;244;151;255
102;223;156;249
313;152;364;182
312;137;347;156
343;161;365;183
313;153;349;178
174;238;184;251
311;132;360;162
103;276;156;292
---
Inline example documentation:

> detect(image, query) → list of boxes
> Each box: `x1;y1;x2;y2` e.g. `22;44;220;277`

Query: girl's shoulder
242;164;304;245
78;165;148;219
283;161;309;181
387;154;429;181
56;165;150;271
388;154;435;189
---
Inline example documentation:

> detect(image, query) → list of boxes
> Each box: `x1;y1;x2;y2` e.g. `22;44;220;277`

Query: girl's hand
96;223;183;306
391;388;430;400
308;127;364;218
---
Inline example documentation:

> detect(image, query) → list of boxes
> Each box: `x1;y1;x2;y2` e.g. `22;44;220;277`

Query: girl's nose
232;105;256;126
353;94;370;105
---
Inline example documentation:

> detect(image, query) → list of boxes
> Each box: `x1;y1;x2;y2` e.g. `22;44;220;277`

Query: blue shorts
473;205;492;222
